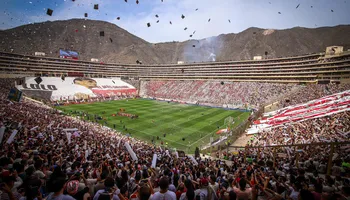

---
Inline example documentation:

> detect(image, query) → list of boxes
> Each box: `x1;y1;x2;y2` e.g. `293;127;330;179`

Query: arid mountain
0;19;349;64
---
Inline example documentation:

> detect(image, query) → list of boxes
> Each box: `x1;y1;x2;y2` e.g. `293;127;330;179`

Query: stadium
1;1;350;200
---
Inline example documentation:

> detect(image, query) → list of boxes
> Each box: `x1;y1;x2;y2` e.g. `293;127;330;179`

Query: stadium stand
140;80;302;109
1;49;350;200
1;76;350;200
0;51;350;82
278;84;350;108
248;90;350;133
15;77;137;101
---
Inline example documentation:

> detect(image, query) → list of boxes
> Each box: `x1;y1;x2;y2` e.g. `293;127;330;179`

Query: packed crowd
252;112;350;146
1;78;350;200
242;111;350;175
279;84;350;108
140;81;350;111
140;81;301;109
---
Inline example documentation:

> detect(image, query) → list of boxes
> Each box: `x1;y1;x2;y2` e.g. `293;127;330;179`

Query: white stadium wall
16;77;137;101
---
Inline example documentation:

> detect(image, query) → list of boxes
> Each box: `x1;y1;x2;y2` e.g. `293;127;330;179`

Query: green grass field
58;99;250;153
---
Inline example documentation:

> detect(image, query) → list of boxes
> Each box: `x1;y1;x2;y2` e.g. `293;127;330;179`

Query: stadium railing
1;51;350;83
195;105;264;154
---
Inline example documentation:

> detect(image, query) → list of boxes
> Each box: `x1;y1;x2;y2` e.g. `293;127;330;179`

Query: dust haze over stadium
0;1;350;200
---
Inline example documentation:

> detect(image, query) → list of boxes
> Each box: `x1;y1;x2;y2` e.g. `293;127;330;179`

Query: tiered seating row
0;52;349;82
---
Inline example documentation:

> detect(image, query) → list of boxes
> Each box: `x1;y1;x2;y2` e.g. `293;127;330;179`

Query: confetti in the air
46;8;53;16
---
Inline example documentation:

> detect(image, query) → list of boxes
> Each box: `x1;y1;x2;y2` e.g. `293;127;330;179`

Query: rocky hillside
0;19;349;64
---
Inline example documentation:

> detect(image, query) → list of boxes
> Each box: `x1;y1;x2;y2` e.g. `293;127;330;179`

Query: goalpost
224;116;235;131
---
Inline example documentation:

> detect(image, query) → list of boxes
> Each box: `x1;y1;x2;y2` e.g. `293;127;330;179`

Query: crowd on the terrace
141;81;303;109
253;111;350;146
243;111;350;175
279;84;350;108
141;80;350;111
0;78;350;200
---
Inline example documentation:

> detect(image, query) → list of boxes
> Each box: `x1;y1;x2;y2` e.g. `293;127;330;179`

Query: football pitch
58;98;250;153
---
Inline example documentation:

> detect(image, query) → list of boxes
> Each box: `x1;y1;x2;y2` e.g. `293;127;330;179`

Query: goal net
224;116;235;128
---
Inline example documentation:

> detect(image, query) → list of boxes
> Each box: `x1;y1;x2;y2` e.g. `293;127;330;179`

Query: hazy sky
1;0;350;43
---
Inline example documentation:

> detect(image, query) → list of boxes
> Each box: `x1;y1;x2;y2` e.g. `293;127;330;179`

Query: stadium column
295;146;299;168
327;143;335;175
210;144;212;157
273;147;277;168
226;140;229;155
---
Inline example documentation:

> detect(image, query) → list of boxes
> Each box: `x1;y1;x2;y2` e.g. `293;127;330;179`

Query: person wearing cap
150;177;176;200
0;170;22;200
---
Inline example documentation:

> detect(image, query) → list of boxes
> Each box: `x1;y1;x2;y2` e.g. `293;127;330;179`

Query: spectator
151;177;176;200
0;170;22;200
93;177;122;200
20;177;42;200
179;180;195;200
232;179;252;200
46;177;75;200
196;178;217;200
